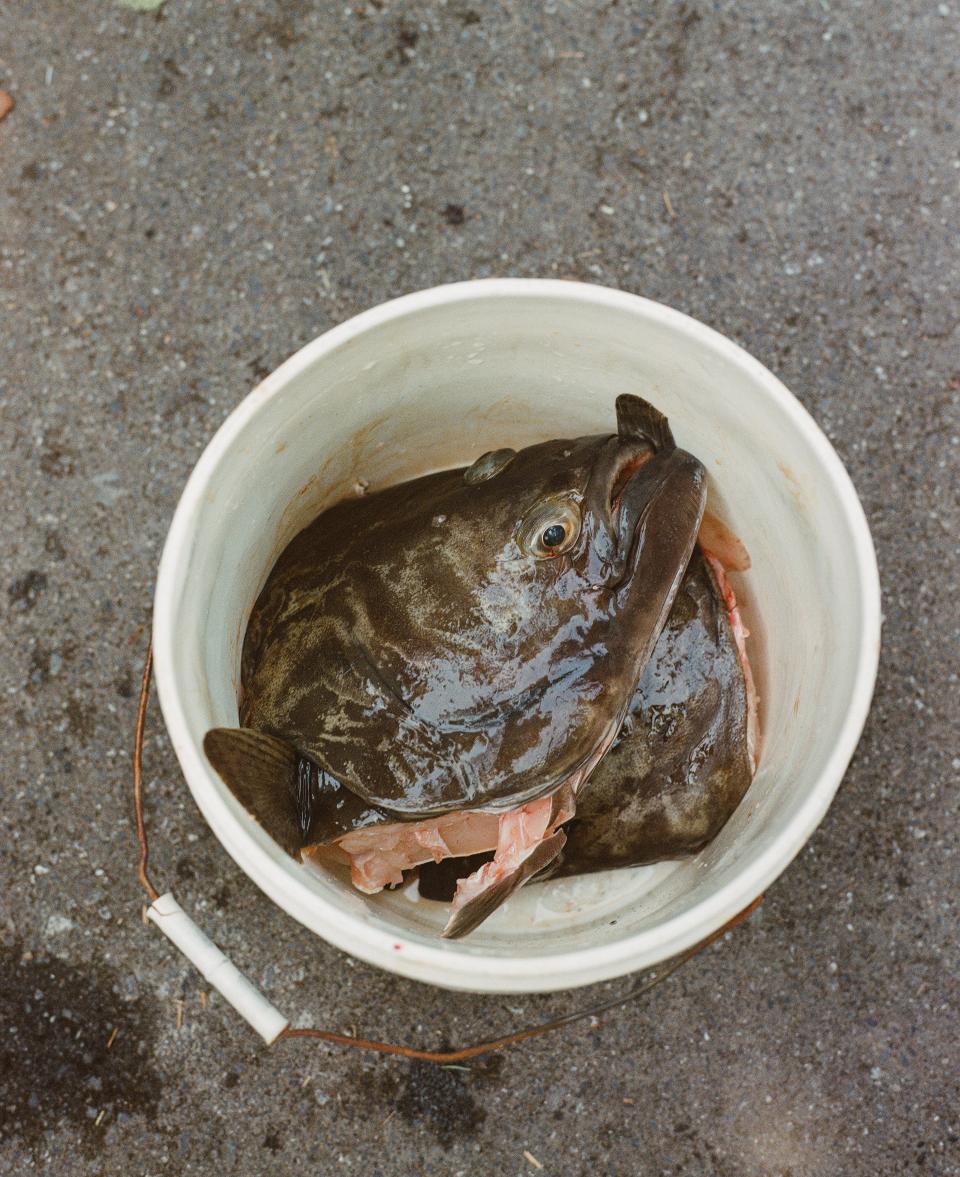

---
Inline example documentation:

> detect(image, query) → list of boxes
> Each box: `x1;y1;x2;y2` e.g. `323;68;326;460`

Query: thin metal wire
132;635;760;1063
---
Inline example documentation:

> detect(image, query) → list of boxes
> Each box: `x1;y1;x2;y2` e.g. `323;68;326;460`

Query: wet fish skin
225;395;706;822
551;549;754;877
415;547;755;898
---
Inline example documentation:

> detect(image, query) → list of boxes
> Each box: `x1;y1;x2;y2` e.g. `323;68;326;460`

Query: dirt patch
0;946;161;1151
346;1052;502;1147
8;571;47;611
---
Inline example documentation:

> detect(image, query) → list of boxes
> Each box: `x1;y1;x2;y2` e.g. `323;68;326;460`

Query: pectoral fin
204;727;304;859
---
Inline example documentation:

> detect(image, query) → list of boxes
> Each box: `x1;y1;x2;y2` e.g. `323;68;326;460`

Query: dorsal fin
616;394;675;451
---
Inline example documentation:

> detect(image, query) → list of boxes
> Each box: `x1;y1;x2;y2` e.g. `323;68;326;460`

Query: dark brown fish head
232;395;706;821
422;394;707;804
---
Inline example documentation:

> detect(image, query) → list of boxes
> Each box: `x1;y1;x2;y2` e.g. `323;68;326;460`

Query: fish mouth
577;441;658;589
609;448;654;515
583;437;704;601
581;436;654;534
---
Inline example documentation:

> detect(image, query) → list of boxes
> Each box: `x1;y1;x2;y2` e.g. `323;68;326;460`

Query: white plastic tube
148;892;289;1043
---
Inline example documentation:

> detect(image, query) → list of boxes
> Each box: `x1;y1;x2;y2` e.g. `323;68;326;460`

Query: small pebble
44;914;75;936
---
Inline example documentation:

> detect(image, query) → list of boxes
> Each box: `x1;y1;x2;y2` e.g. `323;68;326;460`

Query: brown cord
275;899;760;1062
133;640;160;903
133;636;760;1063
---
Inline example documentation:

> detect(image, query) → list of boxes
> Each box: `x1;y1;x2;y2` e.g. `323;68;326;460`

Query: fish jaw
437;726;622;937
441;788;576;939
552;545;758;880
326;809;502;894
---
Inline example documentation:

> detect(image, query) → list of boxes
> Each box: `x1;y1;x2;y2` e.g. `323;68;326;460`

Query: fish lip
607;447;654;519
580;446;662;591
448;713;622;817
608;467;673;592
578;438;656;589
587;446;704;598
374;703;622;821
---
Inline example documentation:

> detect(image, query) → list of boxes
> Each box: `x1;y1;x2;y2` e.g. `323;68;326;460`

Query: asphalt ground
1;2;957;1174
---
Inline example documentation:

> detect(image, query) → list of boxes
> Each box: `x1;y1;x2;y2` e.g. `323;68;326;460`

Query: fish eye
517;496;582;559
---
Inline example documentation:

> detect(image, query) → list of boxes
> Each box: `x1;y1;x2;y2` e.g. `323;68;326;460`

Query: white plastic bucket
153;280;881;993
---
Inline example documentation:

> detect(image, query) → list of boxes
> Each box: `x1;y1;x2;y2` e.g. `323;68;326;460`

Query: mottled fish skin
551;549;754;877
236;396;706;821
